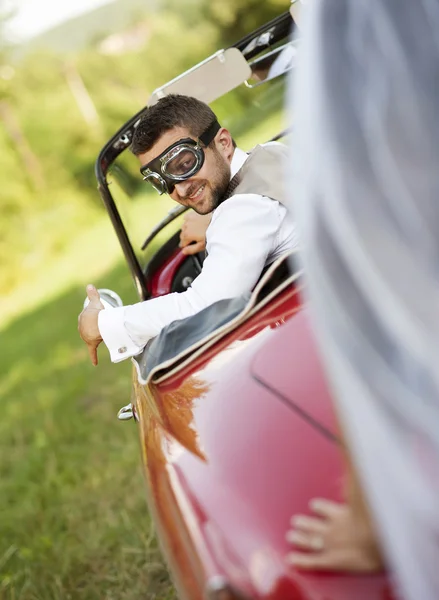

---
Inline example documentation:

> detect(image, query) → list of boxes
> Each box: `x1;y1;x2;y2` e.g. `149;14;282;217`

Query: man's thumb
181;241;205;255
86;284;102;305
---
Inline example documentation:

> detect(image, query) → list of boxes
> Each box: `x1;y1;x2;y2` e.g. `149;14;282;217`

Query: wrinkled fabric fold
288;1;439;599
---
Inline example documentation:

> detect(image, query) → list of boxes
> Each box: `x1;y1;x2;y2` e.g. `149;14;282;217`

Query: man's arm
95;194;286;363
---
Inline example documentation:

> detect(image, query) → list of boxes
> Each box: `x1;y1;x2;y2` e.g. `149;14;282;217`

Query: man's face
138;126;232;214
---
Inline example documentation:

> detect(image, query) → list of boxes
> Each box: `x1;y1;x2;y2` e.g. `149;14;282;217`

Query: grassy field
0;107;285;600
0;260;176;600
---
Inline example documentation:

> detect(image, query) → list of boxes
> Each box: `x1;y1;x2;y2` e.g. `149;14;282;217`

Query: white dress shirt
98;146;296;362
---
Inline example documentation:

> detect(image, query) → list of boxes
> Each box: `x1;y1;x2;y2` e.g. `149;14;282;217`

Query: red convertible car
93;5;392;599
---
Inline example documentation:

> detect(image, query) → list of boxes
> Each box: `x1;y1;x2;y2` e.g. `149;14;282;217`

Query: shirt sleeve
98;193;283;363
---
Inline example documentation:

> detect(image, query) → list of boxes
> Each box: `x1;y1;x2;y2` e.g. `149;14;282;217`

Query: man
79;94;295;365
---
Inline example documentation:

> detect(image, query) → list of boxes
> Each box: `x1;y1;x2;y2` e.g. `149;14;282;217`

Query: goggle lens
165;148;199;177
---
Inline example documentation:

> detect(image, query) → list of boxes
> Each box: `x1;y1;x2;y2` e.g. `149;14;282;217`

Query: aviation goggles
140;120;221;195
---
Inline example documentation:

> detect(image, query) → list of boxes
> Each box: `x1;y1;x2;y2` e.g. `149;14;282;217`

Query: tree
0;1;45;191
162;0;287;47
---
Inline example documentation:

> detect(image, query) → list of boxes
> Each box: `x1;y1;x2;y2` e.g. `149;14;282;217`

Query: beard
197;149;231;214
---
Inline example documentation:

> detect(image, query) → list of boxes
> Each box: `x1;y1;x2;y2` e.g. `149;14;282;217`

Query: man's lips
186;183;205;200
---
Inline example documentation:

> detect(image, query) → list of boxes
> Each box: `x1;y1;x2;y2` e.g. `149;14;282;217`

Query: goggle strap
199;120;221;147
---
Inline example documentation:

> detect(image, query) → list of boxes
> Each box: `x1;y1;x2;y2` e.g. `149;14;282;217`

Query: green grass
0;262;176;600
0;108;284;600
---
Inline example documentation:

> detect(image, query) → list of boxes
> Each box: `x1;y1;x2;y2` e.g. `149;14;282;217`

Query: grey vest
222;143;289;204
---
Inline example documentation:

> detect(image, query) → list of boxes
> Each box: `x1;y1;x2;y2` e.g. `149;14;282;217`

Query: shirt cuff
98;306;144;363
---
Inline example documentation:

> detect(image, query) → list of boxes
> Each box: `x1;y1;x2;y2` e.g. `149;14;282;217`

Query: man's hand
78;284;104;366
179;211;212;255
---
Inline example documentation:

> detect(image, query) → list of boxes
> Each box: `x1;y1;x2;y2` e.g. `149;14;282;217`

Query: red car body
131;251;392;600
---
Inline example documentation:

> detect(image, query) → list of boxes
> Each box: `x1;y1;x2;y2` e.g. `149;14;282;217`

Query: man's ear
215;128;234;162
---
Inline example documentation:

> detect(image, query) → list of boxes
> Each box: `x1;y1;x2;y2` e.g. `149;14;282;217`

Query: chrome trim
117;403;134;421
161;144;203;180
142;171;167;195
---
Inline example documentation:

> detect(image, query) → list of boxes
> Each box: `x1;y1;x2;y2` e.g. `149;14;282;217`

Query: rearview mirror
148;48;252;106
246;42;297;88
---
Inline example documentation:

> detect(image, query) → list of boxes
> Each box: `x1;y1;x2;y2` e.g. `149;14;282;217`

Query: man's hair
131;94;236;155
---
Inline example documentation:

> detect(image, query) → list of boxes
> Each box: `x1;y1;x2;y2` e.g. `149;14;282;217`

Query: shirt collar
230;147;248;179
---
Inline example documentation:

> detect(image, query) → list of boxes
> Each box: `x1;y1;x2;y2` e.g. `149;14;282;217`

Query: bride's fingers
285;551;333;570
290;514;328;533
285;529;325;551
309;498;345;519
